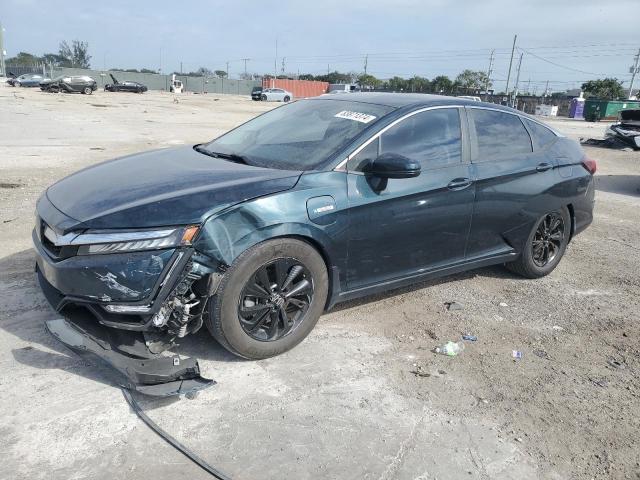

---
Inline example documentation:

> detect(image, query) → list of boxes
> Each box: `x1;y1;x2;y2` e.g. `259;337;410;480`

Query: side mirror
366;153;421;179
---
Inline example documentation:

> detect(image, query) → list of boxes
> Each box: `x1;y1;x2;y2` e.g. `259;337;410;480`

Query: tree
407;75;430;93
42;53;68;67
214;70;228;78
58;40;91;68
5;51;41;65
430;75;454;94
298;74;315;81
581;78;625;100
196;67;212;77
356;73;380;90
314;71;353;84
455;69;490;92
386;76;408;91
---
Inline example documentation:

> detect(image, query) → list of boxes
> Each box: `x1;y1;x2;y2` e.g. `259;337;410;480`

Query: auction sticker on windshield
334;111;377;124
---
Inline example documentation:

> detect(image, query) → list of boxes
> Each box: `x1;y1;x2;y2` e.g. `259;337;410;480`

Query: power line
518;46;607;76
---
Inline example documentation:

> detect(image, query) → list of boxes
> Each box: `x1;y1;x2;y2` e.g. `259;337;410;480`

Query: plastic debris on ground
512;350;523;359
461;334;477;341
445;301;464;311
434;341;464;356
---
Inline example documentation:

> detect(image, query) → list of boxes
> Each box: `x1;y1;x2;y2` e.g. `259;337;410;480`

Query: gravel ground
0;85;639;480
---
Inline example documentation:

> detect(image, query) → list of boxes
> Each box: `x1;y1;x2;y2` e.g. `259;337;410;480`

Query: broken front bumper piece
46;316;215;397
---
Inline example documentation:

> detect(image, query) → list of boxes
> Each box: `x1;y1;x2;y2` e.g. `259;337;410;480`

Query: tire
506;206;570;279
283;95;290;102
82;86;92;95
261;94;267;101
205;238;328;359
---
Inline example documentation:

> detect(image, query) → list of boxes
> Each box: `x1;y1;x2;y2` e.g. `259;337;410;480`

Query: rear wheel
506;207;570;278
82;86;92;95
283;95;291;102
206;238;328;359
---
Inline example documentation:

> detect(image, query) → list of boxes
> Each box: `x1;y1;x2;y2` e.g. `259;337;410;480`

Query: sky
1;0;638;93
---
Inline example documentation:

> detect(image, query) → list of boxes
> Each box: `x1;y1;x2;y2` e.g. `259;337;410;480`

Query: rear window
522;118;557;150
469;109;532;160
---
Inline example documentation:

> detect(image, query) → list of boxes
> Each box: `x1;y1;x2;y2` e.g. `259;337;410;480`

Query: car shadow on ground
0;248;521;389
595;174;640;197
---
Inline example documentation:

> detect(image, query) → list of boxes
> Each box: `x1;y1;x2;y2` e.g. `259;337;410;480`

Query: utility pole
180;61;183;74
364;54;368;75
274;38;278;85
0;22;5;77
226;61;229;79
512;52;523;108
628;48;640;99
241;58;249;78
543;80;549;104
281;57;285;75
327;64;330;75
504;34;517;104
484;49;494;100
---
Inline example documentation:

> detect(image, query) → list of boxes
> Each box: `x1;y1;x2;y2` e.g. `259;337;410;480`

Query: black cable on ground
121;388;234;480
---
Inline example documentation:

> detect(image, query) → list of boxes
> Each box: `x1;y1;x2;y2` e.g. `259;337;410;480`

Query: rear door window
522;118;558;150
469;109;532;160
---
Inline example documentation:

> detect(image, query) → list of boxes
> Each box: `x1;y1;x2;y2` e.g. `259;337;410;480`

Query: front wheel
283;95;291;102
82;86;92;95
206;238;328;359
261;94;267;101
506;207;570;278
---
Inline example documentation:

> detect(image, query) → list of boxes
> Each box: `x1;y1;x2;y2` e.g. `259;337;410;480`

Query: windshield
201;99;394;170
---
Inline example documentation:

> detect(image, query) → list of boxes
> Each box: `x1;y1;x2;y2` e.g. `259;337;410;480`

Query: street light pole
512;52;523;108
484;49;494;101
628;48;640;99
504;34;517;103
0;22;6;77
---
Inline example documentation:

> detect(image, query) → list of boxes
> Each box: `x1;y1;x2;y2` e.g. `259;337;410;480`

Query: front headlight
44;225;200;255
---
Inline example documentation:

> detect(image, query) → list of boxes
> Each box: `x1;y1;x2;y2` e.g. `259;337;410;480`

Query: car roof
312;92;516;113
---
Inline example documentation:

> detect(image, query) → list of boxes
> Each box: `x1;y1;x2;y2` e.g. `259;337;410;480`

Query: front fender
193;171;349;287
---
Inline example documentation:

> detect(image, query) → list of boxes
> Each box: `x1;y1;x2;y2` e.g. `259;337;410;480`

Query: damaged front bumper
33;210;224;395
46;315;214;397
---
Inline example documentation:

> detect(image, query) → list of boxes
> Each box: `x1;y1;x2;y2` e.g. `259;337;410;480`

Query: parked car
169;75;183;93
40;75;98;94
261;87;292;102
8;73;48;87
5;72;17;86
33;93;595;365
104;74;148;93
251;86;263;101
604;108;640;150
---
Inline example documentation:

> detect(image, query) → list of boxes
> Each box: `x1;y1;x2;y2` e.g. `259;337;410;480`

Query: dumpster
584;99;640;122
569;97;585;118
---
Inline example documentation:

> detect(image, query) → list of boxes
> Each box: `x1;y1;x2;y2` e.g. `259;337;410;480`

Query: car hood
45;146;302;230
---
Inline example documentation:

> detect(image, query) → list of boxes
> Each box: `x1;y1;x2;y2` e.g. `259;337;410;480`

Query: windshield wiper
194;145;249;165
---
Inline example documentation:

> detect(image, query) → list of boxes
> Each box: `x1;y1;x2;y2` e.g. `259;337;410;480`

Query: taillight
582;157;597;175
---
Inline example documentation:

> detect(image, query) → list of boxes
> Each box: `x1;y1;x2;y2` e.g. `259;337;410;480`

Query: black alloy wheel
506;206;570;279
238;258;313;342
532;212;565;267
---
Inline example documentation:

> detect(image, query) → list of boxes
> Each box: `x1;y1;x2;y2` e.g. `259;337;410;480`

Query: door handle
447;178;474;190
536;163;552;172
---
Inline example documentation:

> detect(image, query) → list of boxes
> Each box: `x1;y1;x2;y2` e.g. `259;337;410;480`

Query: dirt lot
1;86;639;480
